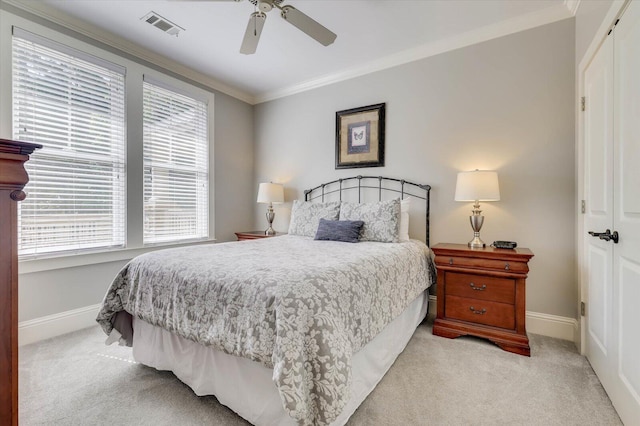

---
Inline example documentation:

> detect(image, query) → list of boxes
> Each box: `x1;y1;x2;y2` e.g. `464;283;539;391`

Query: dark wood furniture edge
0;139;40;426
431;243;534;357
433;318;531;356
430;243;534;261
235;231;283;241
0;138;42;156
434;265;529;279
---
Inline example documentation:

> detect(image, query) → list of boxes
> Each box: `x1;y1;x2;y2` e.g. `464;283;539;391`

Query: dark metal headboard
304;175;432;246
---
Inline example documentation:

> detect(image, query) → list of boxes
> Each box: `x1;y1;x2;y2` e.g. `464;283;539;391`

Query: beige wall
575;0;615;64
255;19;577;319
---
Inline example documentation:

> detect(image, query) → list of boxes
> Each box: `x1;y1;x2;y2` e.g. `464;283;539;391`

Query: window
9;25;213;263
13;28;126;258
142;78;209;244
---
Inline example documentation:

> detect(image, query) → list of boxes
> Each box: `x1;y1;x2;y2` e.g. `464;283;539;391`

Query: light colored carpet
20;318;621;425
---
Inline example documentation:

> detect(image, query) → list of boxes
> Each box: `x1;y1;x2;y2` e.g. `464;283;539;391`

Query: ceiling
6;0;576;104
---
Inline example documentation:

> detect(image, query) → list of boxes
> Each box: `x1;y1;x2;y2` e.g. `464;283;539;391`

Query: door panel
587;245;608;353
617;2;640;216
585;40;612;218
619;259;640;403
612;1;640;422
584;31;614;391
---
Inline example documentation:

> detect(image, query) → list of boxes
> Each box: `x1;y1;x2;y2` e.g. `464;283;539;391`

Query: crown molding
2;0;575;106
254;4;573;104
564;0;582;16
1;0;256;105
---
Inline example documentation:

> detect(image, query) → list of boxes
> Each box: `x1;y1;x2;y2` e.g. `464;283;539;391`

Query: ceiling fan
178;0;337;55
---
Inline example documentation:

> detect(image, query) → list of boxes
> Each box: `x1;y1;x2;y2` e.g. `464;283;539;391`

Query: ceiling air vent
142;11;184;37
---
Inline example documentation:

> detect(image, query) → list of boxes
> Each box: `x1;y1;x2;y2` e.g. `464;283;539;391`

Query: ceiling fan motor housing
250;0;283;13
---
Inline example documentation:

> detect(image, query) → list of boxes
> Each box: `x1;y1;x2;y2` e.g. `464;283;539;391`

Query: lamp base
265;205;276;236
467;235;486;248
468;210;485;248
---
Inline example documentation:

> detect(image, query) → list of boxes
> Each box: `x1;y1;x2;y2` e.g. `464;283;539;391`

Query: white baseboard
18;300;579;347
18;303;101;346
525;311;578;342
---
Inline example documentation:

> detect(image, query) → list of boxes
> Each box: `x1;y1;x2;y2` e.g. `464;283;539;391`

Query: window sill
18;238;217;274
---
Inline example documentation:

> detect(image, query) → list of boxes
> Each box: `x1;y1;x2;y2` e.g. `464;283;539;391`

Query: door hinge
581;200;586;214
581;301;586;316
581;97;586;111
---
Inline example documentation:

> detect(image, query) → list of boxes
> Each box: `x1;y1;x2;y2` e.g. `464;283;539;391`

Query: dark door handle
588;229;619;244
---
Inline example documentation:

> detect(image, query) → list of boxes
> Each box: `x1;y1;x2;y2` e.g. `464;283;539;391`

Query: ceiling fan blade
280;5;336;46
240;11;266;55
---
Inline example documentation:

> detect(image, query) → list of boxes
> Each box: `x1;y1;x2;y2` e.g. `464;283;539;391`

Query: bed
97;176;434;426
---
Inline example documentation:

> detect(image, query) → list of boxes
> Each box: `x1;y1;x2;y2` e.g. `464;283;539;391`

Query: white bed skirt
132;291;429;425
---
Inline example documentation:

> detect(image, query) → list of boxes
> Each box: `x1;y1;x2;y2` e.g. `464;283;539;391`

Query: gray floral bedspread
97;235;434;425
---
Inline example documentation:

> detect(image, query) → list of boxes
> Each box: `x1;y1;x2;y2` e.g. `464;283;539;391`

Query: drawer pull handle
469;283;487;291
505;263;510;270
449;258;453;265
469;306;487;315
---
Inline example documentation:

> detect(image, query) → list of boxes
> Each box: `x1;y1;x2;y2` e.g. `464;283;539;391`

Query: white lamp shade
455;170;500;202
257;182;284;204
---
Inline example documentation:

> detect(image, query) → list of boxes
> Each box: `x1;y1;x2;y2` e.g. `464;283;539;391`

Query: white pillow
399;197;411;242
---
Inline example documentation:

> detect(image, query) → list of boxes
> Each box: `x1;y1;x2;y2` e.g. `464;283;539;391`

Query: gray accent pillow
339;199;401;243
314;219;364;243
288;200;341;237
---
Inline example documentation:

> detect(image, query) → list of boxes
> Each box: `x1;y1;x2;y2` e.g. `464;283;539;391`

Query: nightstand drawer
446;272;515;304
445;295;515;330
437;256;529;274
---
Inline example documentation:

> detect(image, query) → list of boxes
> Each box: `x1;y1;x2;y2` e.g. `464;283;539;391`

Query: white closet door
584;2;640;424
612;0;640;423
584;31;614;395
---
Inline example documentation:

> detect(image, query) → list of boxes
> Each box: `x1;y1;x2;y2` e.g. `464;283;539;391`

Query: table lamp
455;170;500;248
257;182;284;235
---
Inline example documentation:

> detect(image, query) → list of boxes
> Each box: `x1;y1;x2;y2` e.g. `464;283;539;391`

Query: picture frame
335;103;385;169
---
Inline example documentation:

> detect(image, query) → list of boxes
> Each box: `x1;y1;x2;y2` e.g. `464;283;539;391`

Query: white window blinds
13;29;126;258
143;78;208;244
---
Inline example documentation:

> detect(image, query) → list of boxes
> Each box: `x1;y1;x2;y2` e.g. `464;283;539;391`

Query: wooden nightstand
431;243;534;356
234;231;283;241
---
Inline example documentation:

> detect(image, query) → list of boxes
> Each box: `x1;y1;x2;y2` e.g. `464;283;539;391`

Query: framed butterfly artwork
335;103;385;169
